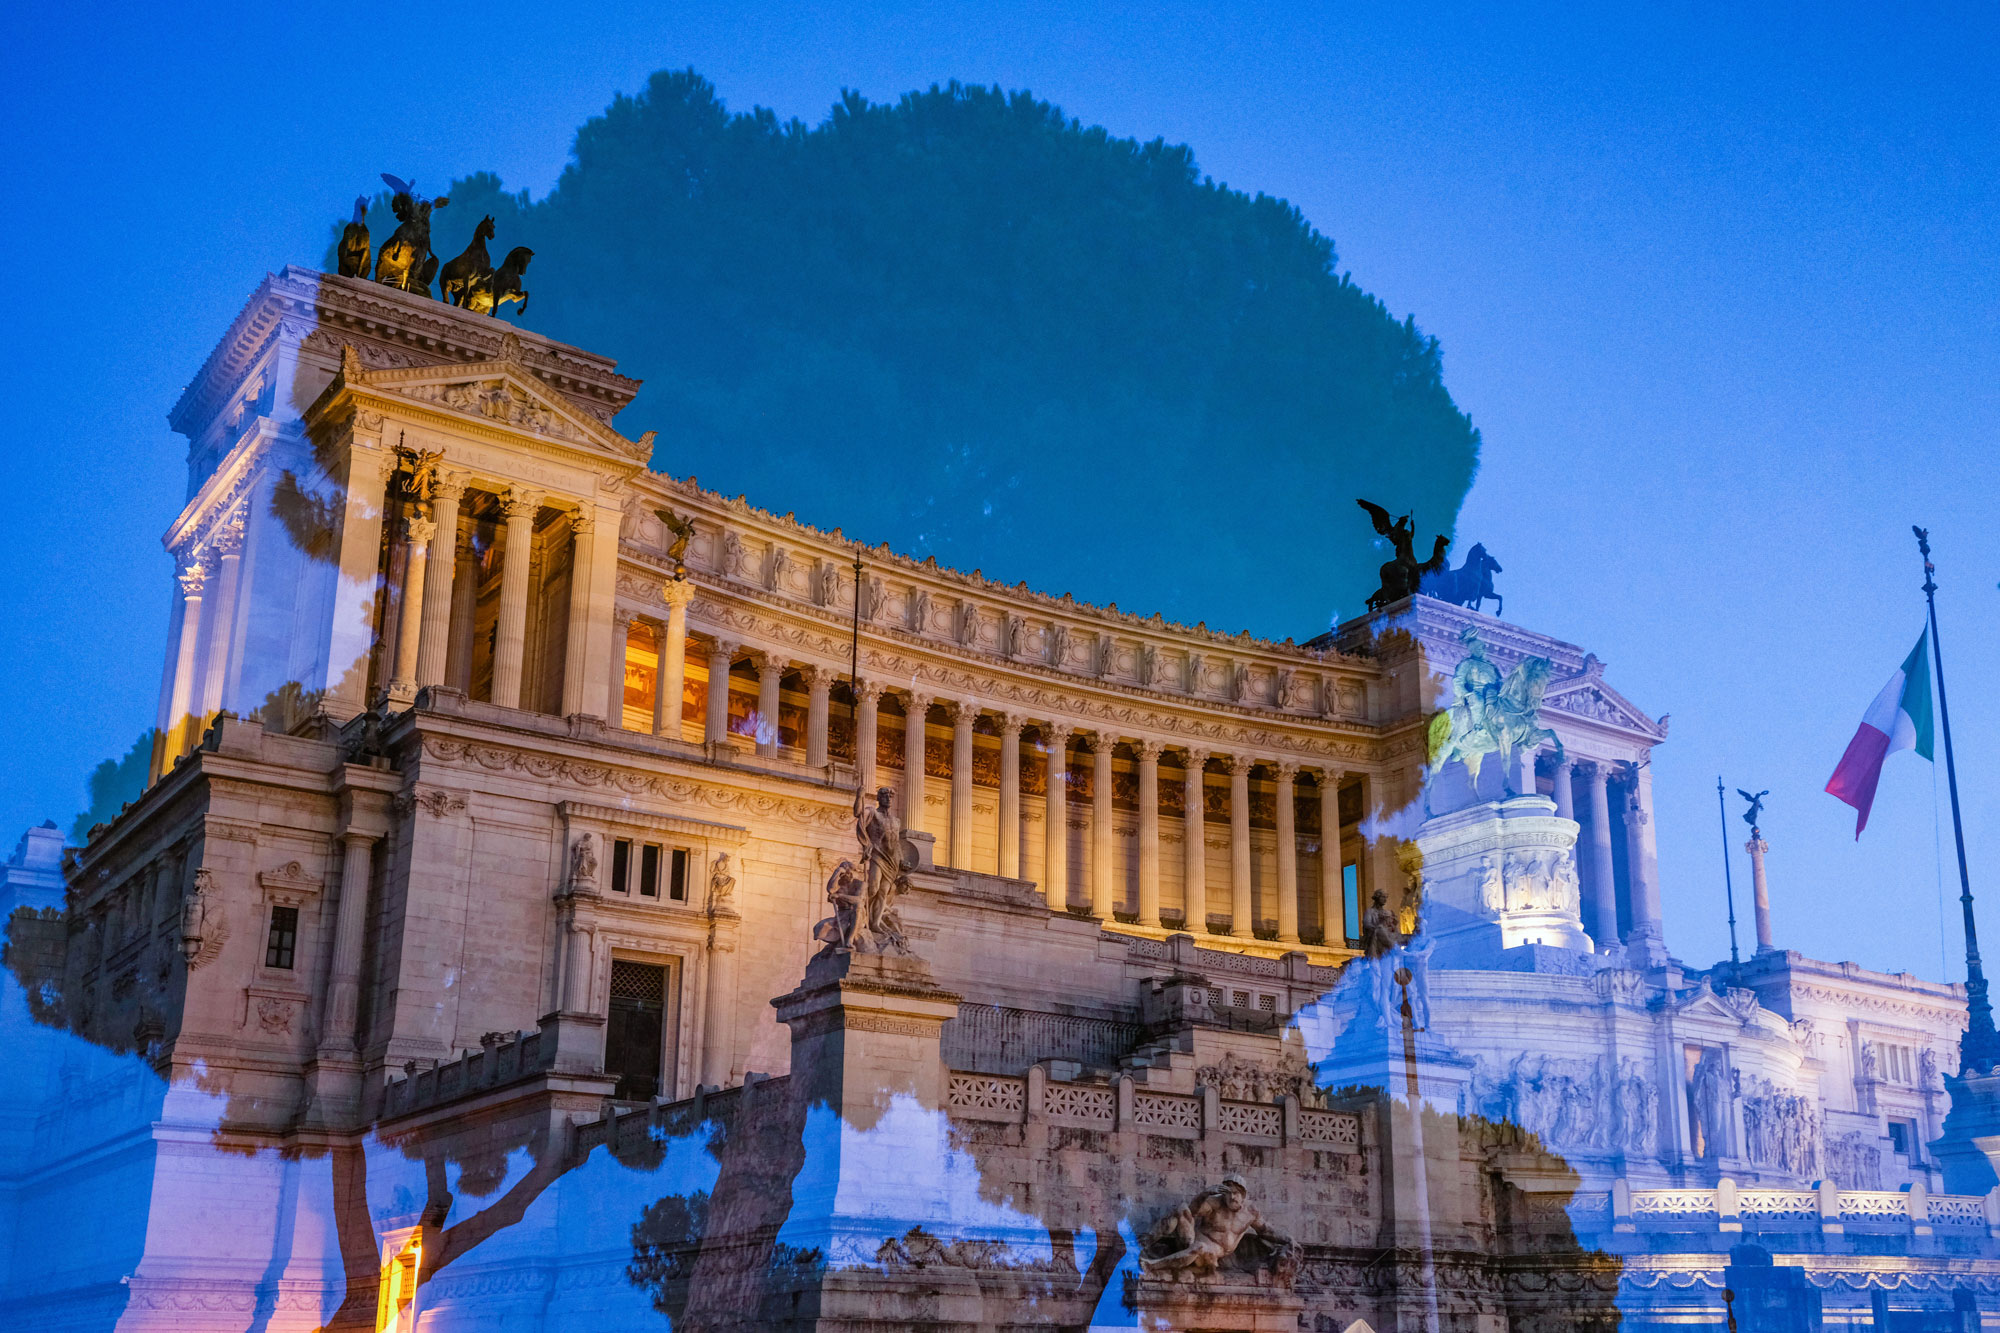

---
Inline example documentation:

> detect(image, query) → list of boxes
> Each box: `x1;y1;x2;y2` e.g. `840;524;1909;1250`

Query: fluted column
197;519;244;721
1089;731;1116;920
491;488;542;709
754;653;783;757
321;829;379;1053
704;639;736;745
608;609;636;728
387;516;436;702
166;560;207;761
414;471;467;688
1043;724;1071;911
903;691;933;835
1552;756;1575;819
1183;749;1209;933
1317;768;1344;945
656;578;694;738
1228;756;1254;936
949;702;977;869
1136;740;1163;927
446;527;477;693
855;681;882;791
803;666;833;768
562;512;598;714
1748;831;1774;953
1583;763;1618;949
997;714;1024;879
1275;761;1300;943
1625;764;1665;959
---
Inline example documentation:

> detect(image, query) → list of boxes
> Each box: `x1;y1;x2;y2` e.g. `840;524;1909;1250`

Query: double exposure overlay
4;34;1997;1333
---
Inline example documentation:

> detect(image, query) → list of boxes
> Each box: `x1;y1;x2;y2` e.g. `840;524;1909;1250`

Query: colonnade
1545;753;1664;958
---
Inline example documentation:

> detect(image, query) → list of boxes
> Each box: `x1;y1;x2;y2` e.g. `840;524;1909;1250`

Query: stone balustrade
1586;1178;2000;1238
379;1026;556;1121
941;1069;1362;1151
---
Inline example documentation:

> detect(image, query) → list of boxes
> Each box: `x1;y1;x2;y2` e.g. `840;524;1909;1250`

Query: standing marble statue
707;852;735;912
817;786;915;955
1691;1048;1730;1159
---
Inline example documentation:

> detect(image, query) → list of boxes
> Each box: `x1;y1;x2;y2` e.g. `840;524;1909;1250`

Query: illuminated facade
2;268;1993;1331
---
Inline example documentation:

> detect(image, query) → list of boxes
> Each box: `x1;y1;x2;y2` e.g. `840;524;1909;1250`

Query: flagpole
1717;777;1741;966
850;555;865;796
1915;525;1999;1071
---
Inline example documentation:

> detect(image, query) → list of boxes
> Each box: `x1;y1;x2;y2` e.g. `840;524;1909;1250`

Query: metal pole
1914;525;1999;1071
1717;777;1740;966
850;555;864;793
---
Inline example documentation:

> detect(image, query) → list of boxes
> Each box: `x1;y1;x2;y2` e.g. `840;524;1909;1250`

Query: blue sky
3;1;1995;978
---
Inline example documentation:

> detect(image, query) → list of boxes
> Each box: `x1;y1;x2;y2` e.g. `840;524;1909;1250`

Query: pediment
335;339;653;466
1670;981;1762;1025
1543;673;1667;740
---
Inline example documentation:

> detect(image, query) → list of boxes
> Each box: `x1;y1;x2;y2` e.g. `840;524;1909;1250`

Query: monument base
1124;1274;1306;1332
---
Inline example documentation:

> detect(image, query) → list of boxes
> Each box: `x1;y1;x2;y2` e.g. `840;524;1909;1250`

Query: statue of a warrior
1357;498;1450;612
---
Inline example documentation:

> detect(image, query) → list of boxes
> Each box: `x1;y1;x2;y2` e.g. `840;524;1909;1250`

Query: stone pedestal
1930;1065;2000;1194
1124;1275;1306;1332
538;1009;608;1077
1416;796;1590;966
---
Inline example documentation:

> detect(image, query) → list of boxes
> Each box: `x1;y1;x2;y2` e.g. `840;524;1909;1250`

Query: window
264;905;298;970
669;848;689;902
1342;862;1361;942
611;839;632;893
639;843;661;898
1888;1120;1913;1156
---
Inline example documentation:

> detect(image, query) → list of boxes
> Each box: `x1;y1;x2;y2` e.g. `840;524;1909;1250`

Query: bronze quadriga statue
370;173;450;296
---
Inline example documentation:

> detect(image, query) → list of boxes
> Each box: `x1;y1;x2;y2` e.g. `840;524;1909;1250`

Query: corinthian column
320;829;379;1053
1317;769;1344;945
949;702;977;869
1136;740;1163;927
608;609;636;729
855;681;882;791
197;519;244;722
753;652;783;757
803;665;833;768
1582;763;1618;949
414;470;466;689
1089;732;1116;920
166;560;207;762
655;577;694;738
1552;756;1576;820
704;640;737;746
1044;723;1072;911
561;511;597;715
491;488;542;709
1183;749;1209;933
903;691;933;835
998;714;1024;879
1275;761;1300;943
387;516;436;702
1228;756;1254;936
1625;764;1665;960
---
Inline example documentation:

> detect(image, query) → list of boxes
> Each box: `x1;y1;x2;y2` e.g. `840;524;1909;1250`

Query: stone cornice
172;267;640;443
556;800;750;846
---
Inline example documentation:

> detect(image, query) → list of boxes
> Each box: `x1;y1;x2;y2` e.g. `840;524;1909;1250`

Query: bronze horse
1421;542;1503;615
372;174;450;295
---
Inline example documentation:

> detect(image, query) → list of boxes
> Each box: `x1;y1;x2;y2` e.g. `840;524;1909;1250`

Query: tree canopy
386;71;1480;639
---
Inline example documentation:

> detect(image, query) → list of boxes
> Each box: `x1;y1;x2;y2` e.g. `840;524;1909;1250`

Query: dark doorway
607;959;668;1101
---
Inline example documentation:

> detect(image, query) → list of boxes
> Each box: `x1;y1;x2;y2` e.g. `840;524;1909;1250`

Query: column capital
661;575;696;609
1134;739;1165;762
707;637;738;662
404;516;438;547
800;663;836;691
178;562;207;597
501;487;545;520
1274;759;1299;782
434;467;470;505
997;711;1027;736
1226;754;1256;777
854;678;885;705
946;699;981;726
1182;746;1211;771
1311;764;1345;786
207;513;246;557
569;509;596;537
904;688;934;714
1083;729;1118;754
611;606;636;631
1042;719;1074;745
749;649;785;676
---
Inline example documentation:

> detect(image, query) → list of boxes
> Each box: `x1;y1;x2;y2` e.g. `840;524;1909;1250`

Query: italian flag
1825;630;1935;838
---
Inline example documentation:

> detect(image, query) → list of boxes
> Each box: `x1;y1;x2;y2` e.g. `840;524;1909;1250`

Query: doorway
607;959;671;1101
